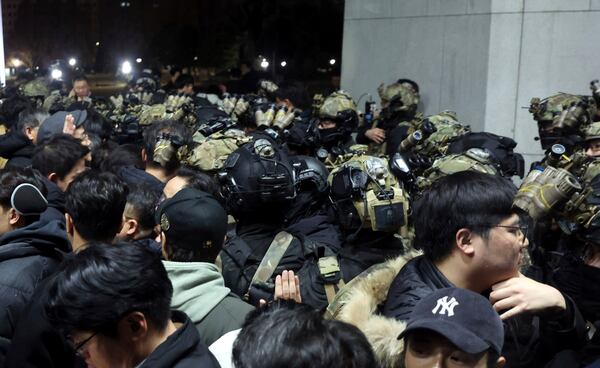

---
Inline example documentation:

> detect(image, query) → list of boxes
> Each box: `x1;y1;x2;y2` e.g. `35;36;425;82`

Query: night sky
4;0;344;78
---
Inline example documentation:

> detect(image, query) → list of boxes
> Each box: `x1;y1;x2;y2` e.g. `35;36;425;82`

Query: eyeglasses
474;223;529;240
71;331;98;356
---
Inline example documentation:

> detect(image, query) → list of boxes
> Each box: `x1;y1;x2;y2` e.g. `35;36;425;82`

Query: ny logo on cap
432;296;459;317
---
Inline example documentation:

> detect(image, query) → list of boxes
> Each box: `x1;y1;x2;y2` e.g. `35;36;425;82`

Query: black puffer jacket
117;165;164;195
40;178;66;224
0;219;69;366
382;256;589;368
0;131;33;168
140;311;220;368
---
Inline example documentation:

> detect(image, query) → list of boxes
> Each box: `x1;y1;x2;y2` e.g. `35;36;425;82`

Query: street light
260;58;269;70
68;58;77;67
280;61;287;67
329;58;336;66
121;61;132;75
51;69;63;80
11;58;22;67
95;41;100;47
136;58;142;63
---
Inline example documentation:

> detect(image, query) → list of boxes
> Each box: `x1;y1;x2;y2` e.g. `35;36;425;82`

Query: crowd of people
0;64;599;368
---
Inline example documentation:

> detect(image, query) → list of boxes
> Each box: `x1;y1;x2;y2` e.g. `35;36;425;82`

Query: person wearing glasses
44;242;220;368
381;171;587;368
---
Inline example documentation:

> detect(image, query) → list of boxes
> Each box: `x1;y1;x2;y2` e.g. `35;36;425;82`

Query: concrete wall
342;0;600;169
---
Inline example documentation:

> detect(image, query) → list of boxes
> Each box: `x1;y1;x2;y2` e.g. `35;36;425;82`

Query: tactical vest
219;232;344;310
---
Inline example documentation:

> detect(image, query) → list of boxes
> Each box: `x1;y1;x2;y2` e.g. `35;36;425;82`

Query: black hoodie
0;130;34;168
0;219;69;366
40;178;67;224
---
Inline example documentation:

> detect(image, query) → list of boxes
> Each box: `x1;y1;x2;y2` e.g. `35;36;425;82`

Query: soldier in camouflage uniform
356;81;420;156
313;91;359;168
328;150;411;282
529;93;596;151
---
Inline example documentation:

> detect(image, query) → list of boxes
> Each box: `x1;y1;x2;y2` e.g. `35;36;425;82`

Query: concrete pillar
342;0;600;168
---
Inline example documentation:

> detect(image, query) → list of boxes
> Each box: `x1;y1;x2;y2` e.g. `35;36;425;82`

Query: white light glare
136;58;142;63
329;58;336;65
95;41;100;46
51;69;63;80
280;61;287;67
121;61;132;74
260;58;269;69
11;58;22;67
68;58;77;66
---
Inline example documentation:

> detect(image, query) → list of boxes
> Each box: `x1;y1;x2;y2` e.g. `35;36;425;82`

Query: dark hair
176;166;220;197
174;74;194;90
0;94;33;129
101;143;144;173
0;167;47;225
126;184;160;232
82;109;112;141
142;120;190;172
233;303;378;368
397;78;420;93
413;171;517;262
32;134;90;179
65;170;128;242
274;81;311;110
89;139;118;171
72;74;88;85
45;242;173;337
16;108;48;135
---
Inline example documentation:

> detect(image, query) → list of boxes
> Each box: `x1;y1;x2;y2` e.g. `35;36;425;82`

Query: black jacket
382;256;589;368
220;223;334;310
285;214;343;253
339;230;406;282
0;220;69;366
0;131;33;168
140;311;220;368
117;165;164;195
40;178;66;224
5;274;83;368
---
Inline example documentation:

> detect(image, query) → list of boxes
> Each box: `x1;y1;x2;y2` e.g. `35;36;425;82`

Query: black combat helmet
219;139;296;219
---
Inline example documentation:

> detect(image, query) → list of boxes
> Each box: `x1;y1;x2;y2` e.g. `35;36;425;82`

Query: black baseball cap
398;287;504;356
37;110;87;144
11;183;47;215
156;188;227;251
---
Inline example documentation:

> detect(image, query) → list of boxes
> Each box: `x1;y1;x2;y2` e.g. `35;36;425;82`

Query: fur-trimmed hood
325;252;419;368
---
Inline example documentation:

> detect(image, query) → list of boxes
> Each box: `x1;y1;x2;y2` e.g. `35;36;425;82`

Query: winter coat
0;131;33;169
163;261;254;346
139;311;220;368
325;253;416;368
383;256;589;368
0;220;69;366
40;178;66;224
339;230;407;282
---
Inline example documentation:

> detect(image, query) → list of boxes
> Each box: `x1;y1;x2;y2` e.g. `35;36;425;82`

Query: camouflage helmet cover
318;90;357;120
21;78;50;98
377;82;420;111
529;93;596;132
584;122;600;141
